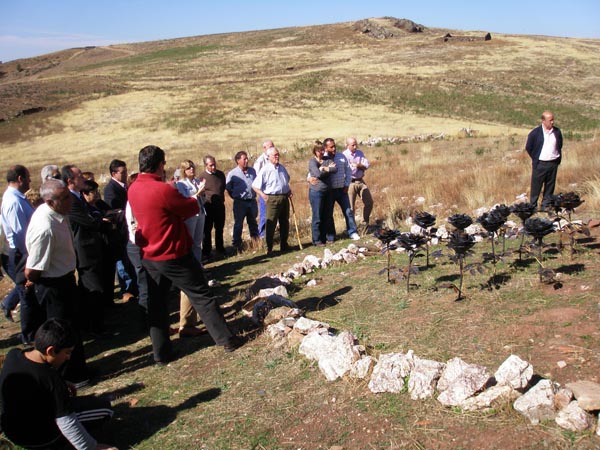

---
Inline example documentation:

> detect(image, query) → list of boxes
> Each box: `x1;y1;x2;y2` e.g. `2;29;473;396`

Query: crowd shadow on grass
296;286;352;312
435;274;460;283
110;388;221;449
555;263;585;275
480;273;512;291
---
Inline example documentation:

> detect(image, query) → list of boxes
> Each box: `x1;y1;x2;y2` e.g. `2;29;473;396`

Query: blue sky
1;0;599;62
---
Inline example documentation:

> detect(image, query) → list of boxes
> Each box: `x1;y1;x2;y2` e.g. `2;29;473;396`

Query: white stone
464;223;482;236
555;401;594;432
554;387;573;410
368;351;416;394
303;254;321;270
342;252;358;264
347;243;358;254
513;379;560;425
293;317;330;334
408;357;446;400
358;247;368;253
410;224;424;234
299;331;361;381
494;354;533;390
565;380;600;411
257;285;289;299
284;269;302;279
350;356;376;379
557;360;567;369
460;384;521;411
266;322;288;340
474;207;488;217
437;357;491;406
435;225;449;239
322;248;334;264
414;196;426;205
306;279;318;287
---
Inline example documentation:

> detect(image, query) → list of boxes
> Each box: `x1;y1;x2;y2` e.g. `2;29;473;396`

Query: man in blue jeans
1;165;43;343
226;151;259;252
311;138;360;242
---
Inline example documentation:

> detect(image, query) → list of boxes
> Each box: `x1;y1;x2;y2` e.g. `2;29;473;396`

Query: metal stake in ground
288;196;303;250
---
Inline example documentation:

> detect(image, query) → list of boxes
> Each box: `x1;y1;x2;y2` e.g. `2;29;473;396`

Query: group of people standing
0;110;564;449
307;137;374;246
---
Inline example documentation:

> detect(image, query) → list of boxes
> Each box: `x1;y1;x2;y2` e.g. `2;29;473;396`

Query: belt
351;178;364;183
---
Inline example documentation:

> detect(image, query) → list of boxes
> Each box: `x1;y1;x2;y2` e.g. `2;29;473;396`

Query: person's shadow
109;387;221;448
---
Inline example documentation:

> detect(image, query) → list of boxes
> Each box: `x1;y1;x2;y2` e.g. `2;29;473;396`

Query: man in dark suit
103;159;128;209
62;165;113;333
103;159;136;302
525;111;563;210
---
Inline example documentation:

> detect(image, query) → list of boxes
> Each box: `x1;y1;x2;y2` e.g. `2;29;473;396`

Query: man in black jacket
62;165;113;333
103;159;136;302
525;111;563;210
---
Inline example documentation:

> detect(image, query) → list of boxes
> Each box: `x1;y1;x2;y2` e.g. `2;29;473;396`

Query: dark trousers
5;248;44;342
258;195;267;238
530;160;559;208
265;194;290;251
309;188;333;245
203;203;225;257
326;188;358;241
35;273;89;382
78;264;106;333
142;253;234;363
127;241;148;311
232;199;259;247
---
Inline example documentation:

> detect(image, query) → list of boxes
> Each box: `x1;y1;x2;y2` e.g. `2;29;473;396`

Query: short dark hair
109;159;126;174
81;179;99;194
34;318;77;353
61;164;77;184
323;138;335;147
6;165;28;183
234;151;247;162
139;145;165;173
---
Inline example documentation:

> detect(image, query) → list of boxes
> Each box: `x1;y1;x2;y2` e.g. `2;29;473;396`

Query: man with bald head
525;111;564;210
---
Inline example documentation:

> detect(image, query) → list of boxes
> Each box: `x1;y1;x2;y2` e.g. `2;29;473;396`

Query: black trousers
530;160;559;207
78;264;106;333
35;272;89;382
203;202;226;257
8;248;44;342
142;253;234;362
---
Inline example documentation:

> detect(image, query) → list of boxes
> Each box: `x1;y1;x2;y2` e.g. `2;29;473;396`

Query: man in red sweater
128;145;244;364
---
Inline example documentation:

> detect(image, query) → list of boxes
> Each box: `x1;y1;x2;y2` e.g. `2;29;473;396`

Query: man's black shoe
223;335;246;353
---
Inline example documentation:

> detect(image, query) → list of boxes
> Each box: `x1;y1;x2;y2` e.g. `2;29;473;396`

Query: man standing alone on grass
254;140;274;238
526;111;563;210
226;151;259;253
343;137;374;230
252;147;292;255
128;145;244;365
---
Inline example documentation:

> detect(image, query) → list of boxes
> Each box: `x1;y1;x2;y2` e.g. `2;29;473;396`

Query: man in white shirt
525;111;564;210
252;147;291;254
25;178;90;385
253;140;274;238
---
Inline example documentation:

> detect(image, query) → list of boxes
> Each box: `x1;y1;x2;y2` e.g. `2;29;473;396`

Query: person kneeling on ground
0;318;117;450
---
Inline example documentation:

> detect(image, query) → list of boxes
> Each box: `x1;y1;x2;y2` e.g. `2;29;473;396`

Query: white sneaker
350;232;360;240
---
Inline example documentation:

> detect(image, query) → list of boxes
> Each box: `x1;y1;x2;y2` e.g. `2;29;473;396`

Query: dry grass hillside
1;18;600;449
